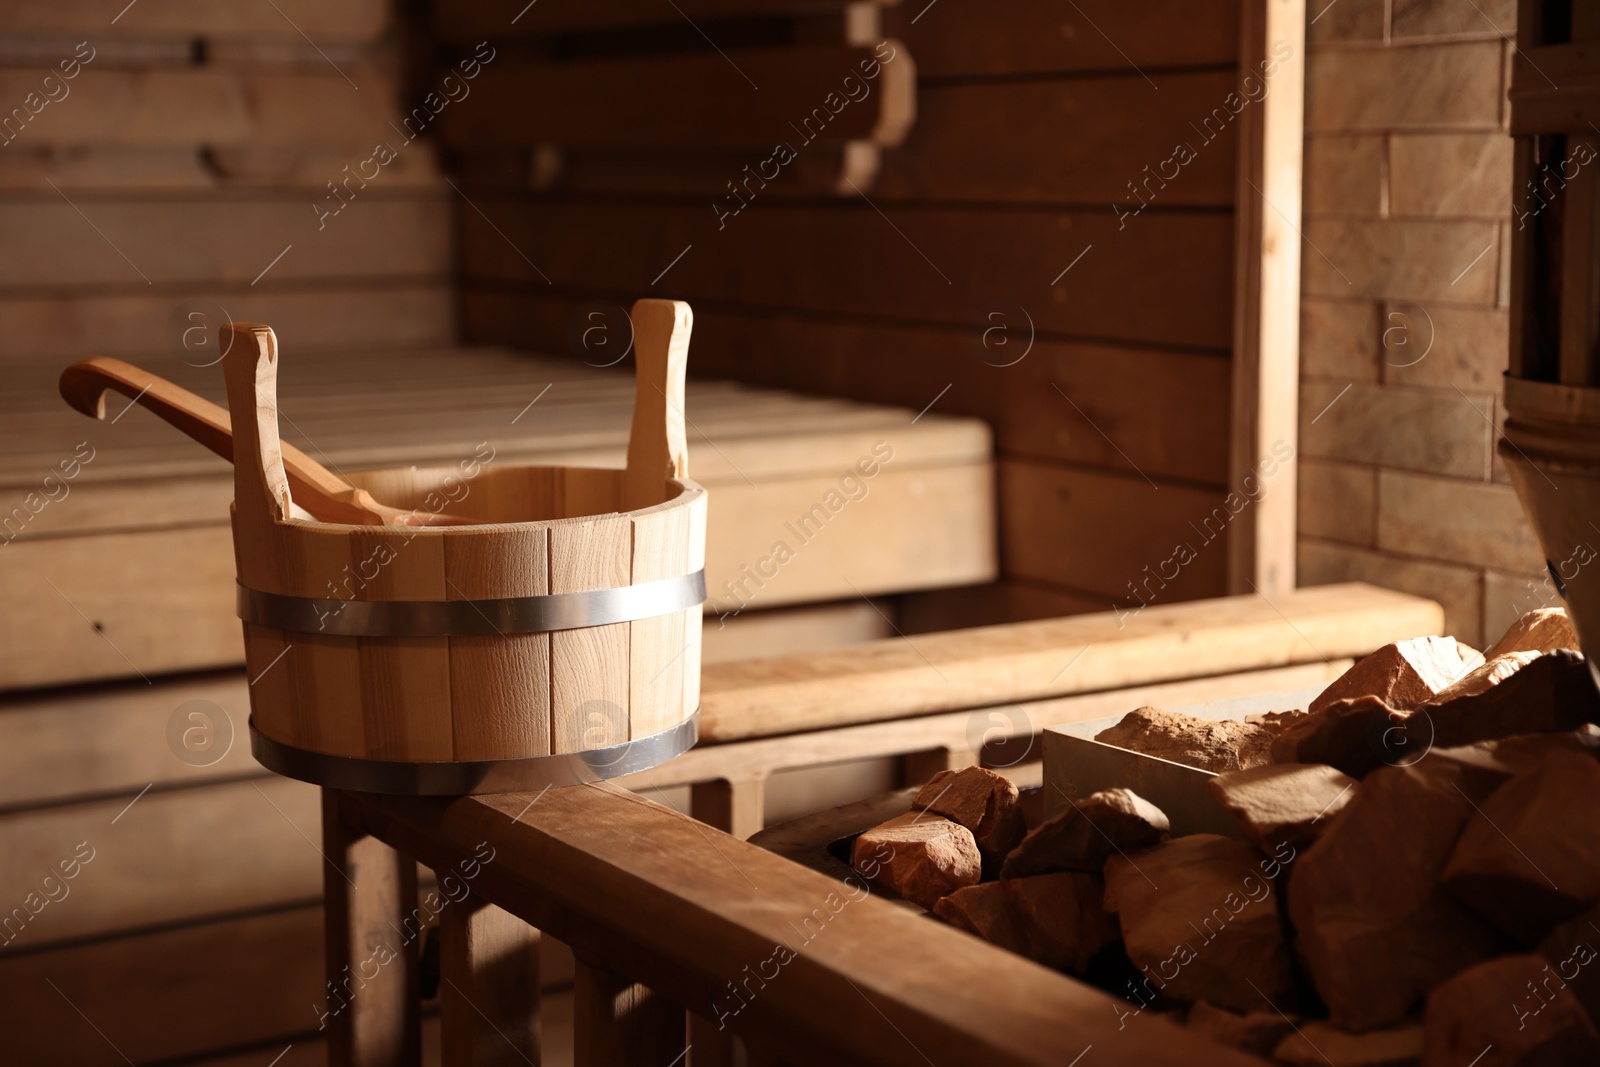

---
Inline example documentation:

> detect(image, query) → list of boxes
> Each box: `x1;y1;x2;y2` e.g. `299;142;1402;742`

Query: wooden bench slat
698;583;1443;739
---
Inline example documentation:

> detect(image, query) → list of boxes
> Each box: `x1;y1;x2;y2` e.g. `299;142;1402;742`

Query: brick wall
1294;0;1546;647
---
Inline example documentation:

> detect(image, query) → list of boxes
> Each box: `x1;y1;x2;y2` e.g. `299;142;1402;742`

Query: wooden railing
319;583;1444;1065
329;782;1271;1066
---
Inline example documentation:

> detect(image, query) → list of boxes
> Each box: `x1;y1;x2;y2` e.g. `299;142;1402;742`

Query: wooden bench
0;344;995;690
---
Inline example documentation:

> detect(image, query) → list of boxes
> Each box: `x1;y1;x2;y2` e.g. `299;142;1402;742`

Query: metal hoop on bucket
237;569;707;637
250;711;699;795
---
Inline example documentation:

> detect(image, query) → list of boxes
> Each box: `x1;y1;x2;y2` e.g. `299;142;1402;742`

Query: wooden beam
322;792;423;1067
439;898;542;1067
1227;0;1305;596
696;583;1441;739
573;958;685;1067
351;781;1265;1067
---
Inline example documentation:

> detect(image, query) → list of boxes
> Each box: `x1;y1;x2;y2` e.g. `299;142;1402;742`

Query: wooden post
689;1015;739;1067
573;958;686;1067
1228;0;1306;596
688;776;764;1067
900;747;956;786
690;777;766;841
322;790;422;1067
439;896;542;1066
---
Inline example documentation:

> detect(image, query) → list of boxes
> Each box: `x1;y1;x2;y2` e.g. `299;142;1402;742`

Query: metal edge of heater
249;711;699;795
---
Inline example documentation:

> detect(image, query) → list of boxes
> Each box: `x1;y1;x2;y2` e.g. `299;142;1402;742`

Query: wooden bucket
233;303;705;794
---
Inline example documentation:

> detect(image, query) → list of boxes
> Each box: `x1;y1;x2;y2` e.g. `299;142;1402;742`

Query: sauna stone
934;872;1115;974
1103;834;1296;1014
851;811;980;910
1536;905;1600;1024
1289;758;1503;1031
1485;606;1580;658
1183;1001;1297;1057
1274;1022;1424;1067
1268;694;1406;777
1274;650;1600;776
1442;749;1600;944
911;766;1025;861
1306;635;1482;715
1422;649;1542;705
998;788;1168;879
1424;649;1600;749
1242;708;1309;735
1094;706;1273;773
1423;955;1600;1067
1205;763;1357;853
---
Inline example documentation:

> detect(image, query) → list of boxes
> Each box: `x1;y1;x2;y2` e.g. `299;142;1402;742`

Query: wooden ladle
59;351;472;527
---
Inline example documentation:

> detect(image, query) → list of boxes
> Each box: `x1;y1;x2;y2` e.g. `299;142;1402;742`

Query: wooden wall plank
432;0;882;39
0;197;450;287
460;145;856;199
460;200;1236;350
0;68;407;147
473;69;1239;206
883;0;1240;77
463;294;1234;485
0;673;255;809
0;0;389;41
0;144;444;193
0;777;321;951
0;906;324;1067
998;459;1232;603
0;284;454;359
873;71;1239;207
0;525;240;690
440;43;914;149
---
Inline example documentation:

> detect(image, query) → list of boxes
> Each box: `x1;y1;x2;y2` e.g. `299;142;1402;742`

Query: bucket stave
229;301;705;794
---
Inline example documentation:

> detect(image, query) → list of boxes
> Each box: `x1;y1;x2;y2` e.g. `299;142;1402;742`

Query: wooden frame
328;780;1265;1066
1229;0;1306;596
